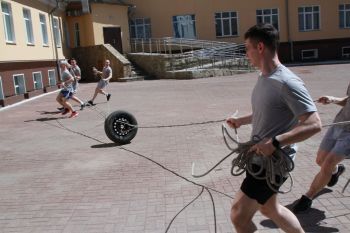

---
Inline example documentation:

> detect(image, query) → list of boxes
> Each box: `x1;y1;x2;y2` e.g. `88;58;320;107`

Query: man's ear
257;42;264;53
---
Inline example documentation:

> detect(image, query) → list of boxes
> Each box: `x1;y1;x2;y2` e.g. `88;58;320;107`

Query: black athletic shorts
240;164;287;205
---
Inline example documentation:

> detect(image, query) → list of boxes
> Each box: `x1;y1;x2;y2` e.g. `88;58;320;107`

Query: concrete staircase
117;62;155;82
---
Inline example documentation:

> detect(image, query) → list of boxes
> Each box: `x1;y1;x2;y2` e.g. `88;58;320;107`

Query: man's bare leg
260;195;304;233
231;190;259;233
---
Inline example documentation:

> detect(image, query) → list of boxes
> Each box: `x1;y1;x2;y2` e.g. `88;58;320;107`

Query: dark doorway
103;27;123;53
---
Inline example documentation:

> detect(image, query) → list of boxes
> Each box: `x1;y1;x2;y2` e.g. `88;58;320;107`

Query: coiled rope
192;124;295;194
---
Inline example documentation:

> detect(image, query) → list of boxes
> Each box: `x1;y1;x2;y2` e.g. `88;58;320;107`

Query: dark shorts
240;164;287;205
60;89;73;99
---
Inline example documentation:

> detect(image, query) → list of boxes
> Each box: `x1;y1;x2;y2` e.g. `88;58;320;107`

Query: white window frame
342;46;350;57
256;8;279;30
301;49;318;60
52;17;61;47
298;5;320;31
130;18;151;39
13;74;26;95
23;8;34;45
339;4;350;29
39;13;49;46
0;76;4;100
48;69;56;86
172;14;196;39
74;22;80;47
215;11;239;37
1;1;16;43
32;72;43;90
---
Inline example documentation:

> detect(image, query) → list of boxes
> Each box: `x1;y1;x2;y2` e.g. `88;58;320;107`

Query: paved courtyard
0;63;350;233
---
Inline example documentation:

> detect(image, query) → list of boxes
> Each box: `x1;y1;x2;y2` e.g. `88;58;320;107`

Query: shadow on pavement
260;207;339;232
260;189;339;233
91;142;130;148
24;116;66;122
37;110;62;115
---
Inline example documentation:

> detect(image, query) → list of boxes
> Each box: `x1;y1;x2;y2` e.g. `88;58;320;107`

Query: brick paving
0;63;350;233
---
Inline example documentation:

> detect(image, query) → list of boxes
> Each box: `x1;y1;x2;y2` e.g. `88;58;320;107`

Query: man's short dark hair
244;23;279;52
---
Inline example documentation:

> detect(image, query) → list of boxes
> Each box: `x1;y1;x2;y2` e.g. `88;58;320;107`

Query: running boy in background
87;59;112;106
56;60;79;118
69;58;86;110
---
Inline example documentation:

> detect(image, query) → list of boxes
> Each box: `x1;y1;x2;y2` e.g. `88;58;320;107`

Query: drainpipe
49;0;61;78
285;0;294;62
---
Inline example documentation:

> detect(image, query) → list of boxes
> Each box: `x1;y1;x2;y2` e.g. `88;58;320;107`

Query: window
23;8;34;44
33;72;43;90
39;14;48;45
13;74;26;95
173;14;196;39
339;4;350;29
130;18;151;39
298;6;320;31
52;17;61;47
74;22;80;47
215;11;238;37
342;46;350;57
1;1;15;43
256;8;279;30
0;76;4;100
301;49;318;60
63;21;70;48
48;70;56;86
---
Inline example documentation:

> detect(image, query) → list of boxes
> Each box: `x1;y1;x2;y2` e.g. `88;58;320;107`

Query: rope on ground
53;118;233;233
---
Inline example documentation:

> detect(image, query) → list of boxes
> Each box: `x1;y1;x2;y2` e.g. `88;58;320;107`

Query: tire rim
113;117;132;137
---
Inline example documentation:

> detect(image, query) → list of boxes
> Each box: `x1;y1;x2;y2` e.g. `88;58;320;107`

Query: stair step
117;76;144;82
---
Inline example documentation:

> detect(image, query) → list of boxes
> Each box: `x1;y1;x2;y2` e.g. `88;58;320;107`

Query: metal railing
130;37;252;72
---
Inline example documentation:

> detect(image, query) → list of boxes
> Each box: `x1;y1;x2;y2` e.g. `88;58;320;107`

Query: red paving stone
0;63;350;233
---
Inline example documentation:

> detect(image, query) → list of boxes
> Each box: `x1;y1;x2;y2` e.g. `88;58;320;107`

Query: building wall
66;14;95;47
288;0;350;41
127;0;349;43
127;0;350;62
0;0;67;61
90;3;131;53
0;0;67;106
128;0;289;43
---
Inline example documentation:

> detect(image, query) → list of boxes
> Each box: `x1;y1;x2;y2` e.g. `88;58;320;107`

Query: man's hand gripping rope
192;115;295;194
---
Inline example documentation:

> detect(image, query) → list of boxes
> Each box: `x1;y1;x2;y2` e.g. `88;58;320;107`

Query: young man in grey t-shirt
226;24;321;233
56;60;79;118
87;59;112;106
293;82;350;213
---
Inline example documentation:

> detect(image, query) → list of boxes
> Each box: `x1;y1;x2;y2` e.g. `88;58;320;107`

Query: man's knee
321;156;343;173
260;204;277;218
231;203;246;226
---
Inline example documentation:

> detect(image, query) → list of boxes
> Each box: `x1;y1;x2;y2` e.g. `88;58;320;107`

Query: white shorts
319;126;350;158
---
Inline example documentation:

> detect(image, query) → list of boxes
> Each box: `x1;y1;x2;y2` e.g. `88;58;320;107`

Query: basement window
33;72;43;90
13;74;26;95
48;69;56;86
342;46;350;57
0;76;4;100
301;49;318;60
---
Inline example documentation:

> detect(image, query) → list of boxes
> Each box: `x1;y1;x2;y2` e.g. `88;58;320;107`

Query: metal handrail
130;37;251;71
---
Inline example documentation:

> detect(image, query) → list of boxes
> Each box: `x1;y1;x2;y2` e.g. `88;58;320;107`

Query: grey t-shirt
102;66;112;81
61;69;73;92
70;65;81;90
251;64;317;140
334;82;350;131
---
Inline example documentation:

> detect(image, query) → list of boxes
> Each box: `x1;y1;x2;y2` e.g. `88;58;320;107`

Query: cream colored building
0;0;131;106
126;0;350;62
1;0;350;106
0;0;68;106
